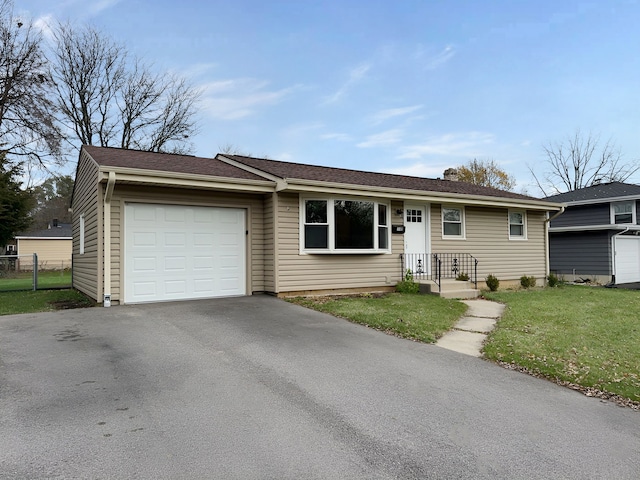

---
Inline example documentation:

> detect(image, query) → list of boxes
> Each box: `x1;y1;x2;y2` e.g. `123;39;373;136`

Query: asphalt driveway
1;295;638;479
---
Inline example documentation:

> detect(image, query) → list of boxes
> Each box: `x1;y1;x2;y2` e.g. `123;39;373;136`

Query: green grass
0;289;95;315
483;286;640;402
0;270;72;291
288;292;467;343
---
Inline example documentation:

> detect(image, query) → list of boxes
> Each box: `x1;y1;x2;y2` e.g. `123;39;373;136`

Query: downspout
611;227;630;285
103;171;116;307
544;206;566;280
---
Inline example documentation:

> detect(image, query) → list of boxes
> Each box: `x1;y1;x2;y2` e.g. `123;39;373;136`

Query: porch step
417;279;481;300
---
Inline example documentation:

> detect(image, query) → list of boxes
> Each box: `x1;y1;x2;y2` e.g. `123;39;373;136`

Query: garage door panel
165;256;186;271
615;236;640;284
164;233;186;247
125;204;246;303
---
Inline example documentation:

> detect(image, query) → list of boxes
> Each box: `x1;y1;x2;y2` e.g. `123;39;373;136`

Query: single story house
546;182;640;284
8;221;72;270
71;145;564;305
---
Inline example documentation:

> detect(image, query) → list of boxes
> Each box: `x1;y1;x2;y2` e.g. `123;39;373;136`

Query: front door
404;204;429;277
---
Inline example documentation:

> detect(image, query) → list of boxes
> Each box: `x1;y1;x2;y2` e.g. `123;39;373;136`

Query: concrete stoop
418;279;480;299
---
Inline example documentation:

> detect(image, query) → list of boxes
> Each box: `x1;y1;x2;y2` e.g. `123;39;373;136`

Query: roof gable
545;182;640;203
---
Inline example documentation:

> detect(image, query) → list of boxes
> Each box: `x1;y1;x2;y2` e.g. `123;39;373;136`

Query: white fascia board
98;167;276;193
284;179;564;211
549;224;640;233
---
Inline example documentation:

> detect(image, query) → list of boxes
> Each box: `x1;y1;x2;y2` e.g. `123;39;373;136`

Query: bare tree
52;22;126;148
0;0;62;172
531;130;640;196
51;23;200;154
457;158;516;191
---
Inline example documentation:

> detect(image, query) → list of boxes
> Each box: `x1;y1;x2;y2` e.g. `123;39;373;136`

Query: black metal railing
400;253;478;292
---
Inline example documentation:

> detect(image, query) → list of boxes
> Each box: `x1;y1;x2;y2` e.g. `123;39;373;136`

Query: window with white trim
442;206;464;238
301;198;390;253
79;214;85;255
611;201;635;224
508;210;527;239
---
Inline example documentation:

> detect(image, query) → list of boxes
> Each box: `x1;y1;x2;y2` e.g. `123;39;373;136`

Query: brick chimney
443;168;459;181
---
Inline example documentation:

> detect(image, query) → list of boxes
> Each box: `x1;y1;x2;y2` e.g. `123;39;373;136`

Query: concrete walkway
436;299;505;357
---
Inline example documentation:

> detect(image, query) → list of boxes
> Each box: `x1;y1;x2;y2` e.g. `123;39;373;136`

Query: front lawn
483;286;640;403
288;292;467;343
0;289;95;315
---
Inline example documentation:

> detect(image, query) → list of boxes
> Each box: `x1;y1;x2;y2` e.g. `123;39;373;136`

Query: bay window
301;197;390;252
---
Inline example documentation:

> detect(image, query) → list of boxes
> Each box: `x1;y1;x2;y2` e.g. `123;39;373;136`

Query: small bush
396;269;420;294
396;280;420;294
485;274;500;292
456;272;470;281
520;275;537;289
547;273;560;287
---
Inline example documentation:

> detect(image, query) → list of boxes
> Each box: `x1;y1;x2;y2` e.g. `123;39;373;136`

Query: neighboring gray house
546;182;640;284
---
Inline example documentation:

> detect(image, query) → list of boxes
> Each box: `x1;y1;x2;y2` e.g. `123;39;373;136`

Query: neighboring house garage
124;203;246;303
614;235;640;284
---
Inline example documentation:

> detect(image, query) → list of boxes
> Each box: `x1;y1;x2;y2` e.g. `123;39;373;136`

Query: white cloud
398;132;495;159
323;62;371;104
200;78;299;120
370;105;423;125
88;0;121;15
357;129;404;148
321;133;352;142
33;14;55;39
415;44;456;71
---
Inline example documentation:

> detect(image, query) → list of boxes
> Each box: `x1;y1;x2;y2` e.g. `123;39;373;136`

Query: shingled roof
17;223;72;238
82;145;554;204
545;182;640;203
223;154;538;201
83;145;269;182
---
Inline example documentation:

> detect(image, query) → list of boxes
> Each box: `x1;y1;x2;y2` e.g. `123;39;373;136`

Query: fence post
33;253;38;291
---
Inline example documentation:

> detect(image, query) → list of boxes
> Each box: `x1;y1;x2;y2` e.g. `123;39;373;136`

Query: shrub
456;272;470;281
396;280;420;294
547;273;560;288
397;269;420;294
520;275;537;289
485;274;500;292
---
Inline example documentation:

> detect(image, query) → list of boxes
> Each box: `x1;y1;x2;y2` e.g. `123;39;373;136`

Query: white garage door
614;236;640;284
124;203;246;303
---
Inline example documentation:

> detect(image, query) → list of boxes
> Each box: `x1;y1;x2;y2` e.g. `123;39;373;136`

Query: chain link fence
0;254;72;292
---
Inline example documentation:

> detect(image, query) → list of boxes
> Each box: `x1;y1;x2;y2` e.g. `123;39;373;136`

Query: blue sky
17;0;640;194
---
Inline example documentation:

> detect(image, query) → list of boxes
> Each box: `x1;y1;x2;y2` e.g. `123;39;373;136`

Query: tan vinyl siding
108;185;265;302
16;239;72;269
263;193;276;292
71;151;101;300
276;193;403;293
431;204;547;280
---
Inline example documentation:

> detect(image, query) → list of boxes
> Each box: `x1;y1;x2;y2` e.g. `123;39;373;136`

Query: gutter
544;206;566;279
103;171;116;307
